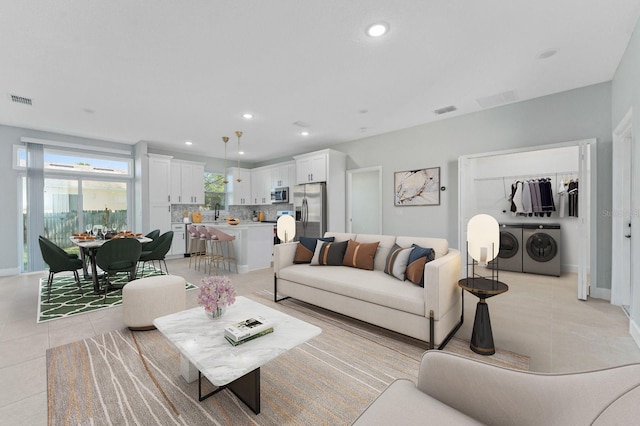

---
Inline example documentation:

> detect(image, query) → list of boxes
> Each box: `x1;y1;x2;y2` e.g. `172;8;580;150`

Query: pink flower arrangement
198;275;236;315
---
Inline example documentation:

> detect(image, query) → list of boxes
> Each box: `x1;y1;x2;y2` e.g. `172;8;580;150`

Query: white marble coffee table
153;296;321;413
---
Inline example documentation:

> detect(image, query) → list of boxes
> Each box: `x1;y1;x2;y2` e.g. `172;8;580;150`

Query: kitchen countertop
177;221;275;228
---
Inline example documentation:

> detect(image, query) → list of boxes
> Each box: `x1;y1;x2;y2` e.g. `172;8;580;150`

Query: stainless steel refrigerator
293;182;327;239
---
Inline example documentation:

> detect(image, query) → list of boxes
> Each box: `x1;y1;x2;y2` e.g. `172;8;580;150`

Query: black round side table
458;277;508;355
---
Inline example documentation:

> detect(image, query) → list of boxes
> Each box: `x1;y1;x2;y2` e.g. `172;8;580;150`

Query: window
18;143;133;272
204;172;226;210
14;145;132;177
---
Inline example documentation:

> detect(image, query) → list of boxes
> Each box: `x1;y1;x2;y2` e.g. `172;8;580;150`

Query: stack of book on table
224;316;274;346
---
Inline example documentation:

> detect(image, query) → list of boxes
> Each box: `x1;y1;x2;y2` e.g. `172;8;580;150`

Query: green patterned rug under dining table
37;266;198;323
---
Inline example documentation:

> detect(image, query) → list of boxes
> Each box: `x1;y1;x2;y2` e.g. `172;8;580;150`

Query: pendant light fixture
221;136;229;184
235;130;243;183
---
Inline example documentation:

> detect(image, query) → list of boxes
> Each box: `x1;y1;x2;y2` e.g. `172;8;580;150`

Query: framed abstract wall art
394;167;440;206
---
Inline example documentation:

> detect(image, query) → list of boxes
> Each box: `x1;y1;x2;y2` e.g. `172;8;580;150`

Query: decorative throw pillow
342;239;380;270
405;244;435;287
384;244;414;281
311;240;349;266
293;236;335;264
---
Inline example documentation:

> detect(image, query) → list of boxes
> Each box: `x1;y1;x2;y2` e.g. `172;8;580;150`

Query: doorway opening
347;166;382;234
458;139;596;301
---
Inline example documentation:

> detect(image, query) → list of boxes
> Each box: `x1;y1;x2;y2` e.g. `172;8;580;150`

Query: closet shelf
473;170;578;182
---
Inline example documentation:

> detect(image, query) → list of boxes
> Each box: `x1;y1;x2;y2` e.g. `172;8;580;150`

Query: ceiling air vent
10;94;33;105
434;105;457;115
476;90;518;109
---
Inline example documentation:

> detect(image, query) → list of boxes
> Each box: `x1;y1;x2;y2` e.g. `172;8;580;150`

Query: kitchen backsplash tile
171;203;293;223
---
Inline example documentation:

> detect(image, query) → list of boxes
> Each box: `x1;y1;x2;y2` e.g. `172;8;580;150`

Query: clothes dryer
488;224;523;272
522;224;561;276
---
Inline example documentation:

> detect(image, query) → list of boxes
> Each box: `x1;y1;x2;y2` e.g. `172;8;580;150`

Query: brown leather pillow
342;239;379;270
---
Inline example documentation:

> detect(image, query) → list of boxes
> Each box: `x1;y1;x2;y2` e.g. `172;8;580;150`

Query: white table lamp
467;214;499;266
277;215;296;243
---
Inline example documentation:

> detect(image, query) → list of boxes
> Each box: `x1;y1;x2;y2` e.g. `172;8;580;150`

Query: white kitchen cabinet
170;223;185;256
171;160;205;204
293;149;347;232
149;154;172;205
295;153;327;184
227;167;252;205
149;204;171;235
271;162;296;188
251;167;272;205
148;154;172;234
170;162;182;203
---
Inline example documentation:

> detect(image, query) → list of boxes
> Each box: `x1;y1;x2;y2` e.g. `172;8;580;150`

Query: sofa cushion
311;240;349;266
406;244;435;287
396;236;448;259
279;265;425;315
592;384;640;425
352;379;484;426
294;236;335;264
355;234;397;271
343;239;379;270
384;244;414;281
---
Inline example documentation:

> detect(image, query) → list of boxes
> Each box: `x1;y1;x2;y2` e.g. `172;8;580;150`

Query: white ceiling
2;1;639;162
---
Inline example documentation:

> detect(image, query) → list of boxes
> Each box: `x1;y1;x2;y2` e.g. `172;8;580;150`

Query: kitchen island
185;222;274;273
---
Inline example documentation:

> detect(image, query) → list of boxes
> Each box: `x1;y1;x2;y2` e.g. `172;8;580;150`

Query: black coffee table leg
470;299;495;355
198;368;261;414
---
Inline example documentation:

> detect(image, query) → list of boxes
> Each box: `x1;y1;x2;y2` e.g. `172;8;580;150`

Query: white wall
331;82;613;292
612;18;640;342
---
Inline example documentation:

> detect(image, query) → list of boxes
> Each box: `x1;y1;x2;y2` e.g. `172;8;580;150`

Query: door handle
625;234;631;238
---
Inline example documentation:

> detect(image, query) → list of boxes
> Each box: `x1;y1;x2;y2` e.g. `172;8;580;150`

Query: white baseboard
0;267;20;277
590;287;611;301
630;318;640;350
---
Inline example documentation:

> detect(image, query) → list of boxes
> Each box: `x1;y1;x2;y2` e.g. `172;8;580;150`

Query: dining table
70;235;152;294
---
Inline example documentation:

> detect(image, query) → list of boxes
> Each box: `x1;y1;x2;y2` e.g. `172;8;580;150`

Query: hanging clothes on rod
568;179;579;217
508;178;556;217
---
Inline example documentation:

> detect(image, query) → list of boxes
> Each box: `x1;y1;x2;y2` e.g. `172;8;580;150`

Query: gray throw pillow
384;244;413;281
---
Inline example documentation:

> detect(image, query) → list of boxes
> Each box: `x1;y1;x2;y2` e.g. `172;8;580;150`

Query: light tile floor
1;257;639;425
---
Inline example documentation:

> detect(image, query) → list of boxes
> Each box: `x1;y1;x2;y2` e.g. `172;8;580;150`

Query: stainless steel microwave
271;187;289;203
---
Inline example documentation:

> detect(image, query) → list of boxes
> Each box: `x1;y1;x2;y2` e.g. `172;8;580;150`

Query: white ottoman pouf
122;275;186;330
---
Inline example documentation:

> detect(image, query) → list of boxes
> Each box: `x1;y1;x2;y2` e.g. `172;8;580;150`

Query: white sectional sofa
273;232;463;349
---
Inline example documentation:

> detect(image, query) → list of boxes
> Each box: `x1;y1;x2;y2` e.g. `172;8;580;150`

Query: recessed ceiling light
537;49;558;59
366;22;389;37
239;151;245;155
185;141;193;146
242;113;253;119
300;131;309;136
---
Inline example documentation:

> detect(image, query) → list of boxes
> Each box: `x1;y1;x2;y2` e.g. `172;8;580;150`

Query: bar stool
196;225;217;274
186;225;201;268
208;227;238;274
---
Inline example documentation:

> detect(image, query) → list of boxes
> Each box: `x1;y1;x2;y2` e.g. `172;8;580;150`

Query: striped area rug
38;266;198;323
47;291;529;425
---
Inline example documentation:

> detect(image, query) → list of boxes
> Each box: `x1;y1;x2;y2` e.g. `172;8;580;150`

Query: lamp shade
277;215;296;243
467;214;499;265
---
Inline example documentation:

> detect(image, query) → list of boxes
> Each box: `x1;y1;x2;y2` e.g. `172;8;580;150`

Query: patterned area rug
47;291;529;425
37;266;197;323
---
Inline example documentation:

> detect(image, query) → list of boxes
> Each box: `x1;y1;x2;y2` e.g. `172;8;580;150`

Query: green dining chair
95;238;142;301
142;229;161;250
138;231;173;277
38;236;85;302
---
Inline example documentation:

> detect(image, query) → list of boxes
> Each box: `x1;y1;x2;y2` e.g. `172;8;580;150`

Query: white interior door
577;142;591;300
612;109;633;310
347;167;382;234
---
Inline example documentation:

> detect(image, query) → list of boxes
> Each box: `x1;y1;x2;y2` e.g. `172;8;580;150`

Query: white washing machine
488;224;523;272
522;224;561;276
